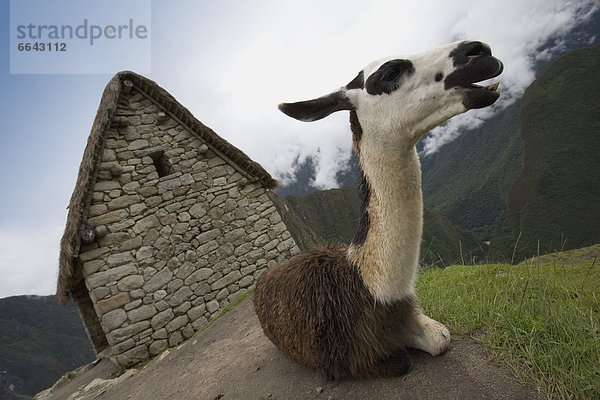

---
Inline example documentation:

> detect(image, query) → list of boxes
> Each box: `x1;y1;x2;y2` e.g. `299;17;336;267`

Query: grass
212;288;255;321
417;260;599;400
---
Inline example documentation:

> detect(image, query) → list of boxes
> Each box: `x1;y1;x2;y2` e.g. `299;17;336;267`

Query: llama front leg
404;312;451;356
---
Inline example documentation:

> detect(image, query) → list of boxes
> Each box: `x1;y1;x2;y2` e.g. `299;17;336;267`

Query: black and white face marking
364;59;415;95
279;40;503;145
444;41;503;109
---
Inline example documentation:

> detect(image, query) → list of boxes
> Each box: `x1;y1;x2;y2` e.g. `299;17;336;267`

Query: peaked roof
57;71;277;304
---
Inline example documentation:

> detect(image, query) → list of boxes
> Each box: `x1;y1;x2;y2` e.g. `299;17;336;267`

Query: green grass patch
417;261;599;400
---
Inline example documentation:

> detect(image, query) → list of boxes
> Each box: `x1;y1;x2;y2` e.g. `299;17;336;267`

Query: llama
254;41;503;379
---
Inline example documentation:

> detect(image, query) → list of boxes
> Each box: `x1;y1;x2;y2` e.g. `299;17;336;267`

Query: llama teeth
486;82;500;92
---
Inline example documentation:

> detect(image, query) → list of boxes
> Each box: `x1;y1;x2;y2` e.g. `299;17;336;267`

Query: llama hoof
429;322;451;356
408;314;451;356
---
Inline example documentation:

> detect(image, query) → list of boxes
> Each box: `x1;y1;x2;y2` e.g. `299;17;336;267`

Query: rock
174;301;191;315
119;236;143;251
211;271;242;291
223;228;245;243
128;139;149;150
216;288;229;301
143;267;173;291
136;246;154;261
112;338;135;354
166;315;188;333
197;240;219;256
176;261;195;279
83;260;105;276
187;304;206;321
245;248;264;264
152;328;168;340
88;204;108;217
240;264;257;277
79;247;111;263
238;275;254;288
180;173;195;185
166;279;184;294
128;304;157;323
102;309;127;331
90;286;110;302
87;263;137;289
94;181;120;192
189;203;207;218
153;290;167;301
117;275;144;291
107;195;140;211
253;218;270;232
110;321;150;344
168;286;193;307
115;344;149;367
157;177;181;191
206;300;219;314
149;340;168;356
168;331;184;347
151;309;174;330
196;228;220;244
124;299;142;311
132;215;160;234
107;251;134;267
234;243;253;257
88;210;129;226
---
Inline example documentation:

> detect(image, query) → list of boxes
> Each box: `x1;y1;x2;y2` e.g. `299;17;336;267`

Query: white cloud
421;0;597;155
0;224;62;298
151;0;596;187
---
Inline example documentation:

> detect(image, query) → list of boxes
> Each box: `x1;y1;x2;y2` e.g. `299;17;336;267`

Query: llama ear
278;90;355;122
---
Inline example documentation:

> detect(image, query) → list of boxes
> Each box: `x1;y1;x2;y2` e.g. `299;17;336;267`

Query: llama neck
347;132;423;304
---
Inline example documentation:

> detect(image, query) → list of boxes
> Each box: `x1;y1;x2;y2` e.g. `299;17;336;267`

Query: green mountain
420;44;600;261
507;45;600;259
274;187;480;266
420;100;523;246
0;295;95;398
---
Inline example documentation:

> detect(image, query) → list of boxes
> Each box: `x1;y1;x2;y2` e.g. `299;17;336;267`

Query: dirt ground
39;298;544;400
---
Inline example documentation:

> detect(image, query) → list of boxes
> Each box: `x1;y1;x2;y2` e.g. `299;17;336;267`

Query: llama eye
365;59;415;95
380;67;402;82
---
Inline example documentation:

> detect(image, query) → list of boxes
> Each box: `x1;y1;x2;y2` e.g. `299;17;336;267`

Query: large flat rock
40;298;543;400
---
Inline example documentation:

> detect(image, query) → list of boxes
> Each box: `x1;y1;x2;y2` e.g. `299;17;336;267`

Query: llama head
279;41;503;148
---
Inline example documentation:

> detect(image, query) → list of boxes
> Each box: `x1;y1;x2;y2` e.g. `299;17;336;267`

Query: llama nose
463;41;492;57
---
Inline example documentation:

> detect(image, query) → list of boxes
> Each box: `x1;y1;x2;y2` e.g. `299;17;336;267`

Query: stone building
57;71;299;367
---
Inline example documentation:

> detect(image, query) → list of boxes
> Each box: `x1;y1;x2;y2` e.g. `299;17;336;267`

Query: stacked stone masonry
79;88;300;367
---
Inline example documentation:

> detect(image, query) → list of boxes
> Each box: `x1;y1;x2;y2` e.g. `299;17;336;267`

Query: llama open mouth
468;82;500;92
459;59;503;109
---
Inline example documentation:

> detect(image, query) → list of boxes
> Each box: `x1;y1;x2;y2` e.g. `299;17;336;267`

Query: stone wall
78;88;299;367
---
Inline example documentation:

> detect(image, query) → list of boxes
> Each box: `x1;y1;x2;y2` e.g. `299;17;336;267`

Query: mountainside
420;100;523;246
508;45;600;259
274;187;480;266
0;295;94;399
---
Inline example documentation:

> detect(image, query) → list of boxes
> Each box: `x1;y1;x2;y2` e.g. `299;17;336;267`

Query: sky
0;0;597;298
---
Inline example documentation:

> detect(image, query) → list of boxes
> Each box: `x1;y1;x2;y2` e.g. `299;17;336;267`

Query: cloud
0;223;62;298
154;0;596;187
420;0;598;155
